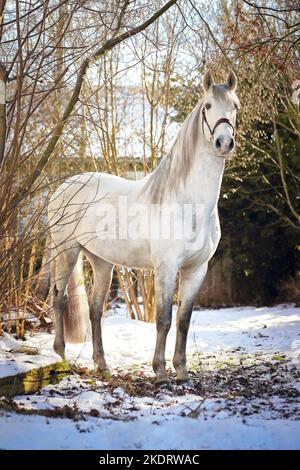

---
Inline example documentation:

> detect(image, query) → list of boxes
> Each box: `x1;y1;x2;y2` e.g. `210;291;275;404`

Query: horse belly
80;238;153;269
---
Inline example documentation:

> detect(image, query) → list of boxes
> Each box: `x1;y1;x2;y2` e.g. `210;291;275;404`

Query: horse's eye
234;103;239;111
205;103;211;110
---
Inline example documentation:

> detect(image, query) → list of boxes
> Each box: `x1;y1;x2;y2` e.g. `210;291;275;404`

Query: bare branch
8;0;178;212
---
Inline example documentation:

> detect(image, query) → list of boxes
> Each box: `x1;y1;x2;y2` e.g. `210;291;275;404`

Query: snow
0;304;300;450
3;304;298;372
1;413;299;450
0;332;62;379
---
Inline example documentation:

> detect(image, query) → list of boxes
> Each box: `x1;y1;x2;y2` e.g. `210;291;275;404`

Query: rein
201;106;236;140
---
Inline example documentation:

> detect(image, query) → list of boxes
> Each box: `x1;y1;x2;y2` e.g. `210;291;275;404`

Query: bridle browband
201;106;236;141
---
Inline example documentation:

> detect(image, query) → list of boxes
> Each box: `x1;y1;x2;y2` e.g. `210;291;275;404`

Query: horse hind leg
83;249;113;372
52;245;81;359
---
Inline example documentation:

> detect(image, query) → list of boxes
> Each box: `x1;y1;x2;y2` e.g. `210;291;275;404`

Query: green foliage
218;194;299;304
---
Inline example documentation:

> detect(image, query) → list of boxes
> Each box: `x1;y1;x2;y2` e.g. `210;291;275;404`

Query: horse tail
64;251;90;343
50;250;90;344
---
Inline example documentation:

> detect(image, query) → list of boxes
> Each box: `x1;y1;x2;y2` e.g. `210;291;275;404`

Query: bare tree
0;0;178;335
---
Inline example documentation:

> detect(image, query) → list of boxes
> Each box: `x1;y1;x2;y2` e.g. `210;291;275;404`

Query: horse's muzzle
215;135;235;158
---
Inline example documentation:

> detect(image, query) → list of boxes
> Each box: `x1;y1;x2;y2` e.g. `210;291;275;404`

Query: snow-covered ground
0;304;300;450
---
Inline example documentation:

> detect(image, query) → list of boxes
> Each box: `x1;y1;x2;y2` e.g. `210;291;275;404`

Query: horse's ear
227;70;237;91
203;71;214;91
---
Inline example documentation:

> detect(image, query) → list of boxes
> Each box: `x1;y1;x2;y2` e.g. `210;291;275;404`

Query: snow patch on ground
0;304;300;450
1;412;299;450
0;332;61;379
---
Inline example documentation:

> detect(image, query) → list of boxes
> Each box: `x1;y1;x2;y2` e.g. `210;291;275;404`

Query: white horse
48;70;239;385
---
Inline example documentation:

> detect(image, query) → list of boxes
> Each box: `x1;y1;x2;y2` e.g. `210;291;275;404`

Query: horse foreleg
152;263;177;386
173;264;207;382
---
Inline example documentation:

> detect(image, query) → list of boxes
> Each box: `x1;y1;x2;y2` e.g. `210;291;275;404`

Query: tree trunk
0;63;6;166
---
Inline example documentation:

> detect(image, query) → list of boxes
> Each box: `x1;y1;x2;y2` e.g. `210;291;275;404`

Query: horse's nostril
229;138;234;150
215;138;221;149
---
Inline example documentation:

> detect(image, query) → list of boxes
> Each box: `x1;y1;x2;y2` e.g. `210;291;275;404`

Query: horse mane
141;100;203;204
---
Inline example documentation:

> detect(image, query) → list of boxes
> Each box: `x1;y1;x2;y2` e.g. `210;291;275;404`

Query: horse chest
181;213;221;268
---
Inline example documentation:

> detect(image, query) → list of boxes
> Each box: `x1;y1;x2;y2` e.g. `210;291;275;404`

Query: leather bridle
201;106;236;141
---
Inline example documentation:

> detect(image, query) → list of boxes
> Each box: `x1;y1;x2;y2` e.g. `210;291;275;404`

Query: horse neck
169;103;225;211
140;103;225;210
176;140;225;213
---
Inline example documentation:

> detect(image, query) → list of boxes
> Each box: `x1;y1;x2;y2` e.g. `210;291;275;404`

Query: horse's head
201;70;239;159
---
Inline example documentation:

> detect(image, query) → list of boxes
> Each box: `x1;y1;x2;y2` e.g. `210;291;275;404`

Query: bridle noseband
202;106;236;141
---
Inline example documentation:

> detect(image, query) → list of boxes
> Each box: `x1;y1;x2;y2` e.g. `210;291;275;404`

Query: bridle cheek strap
202;108;236;140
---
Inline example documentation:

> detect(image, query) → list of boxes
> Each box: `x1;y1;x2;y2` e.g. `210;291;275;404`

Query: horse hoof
155;379;172;390
53;343;65;360
97;368;111;380
176;379;194;388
